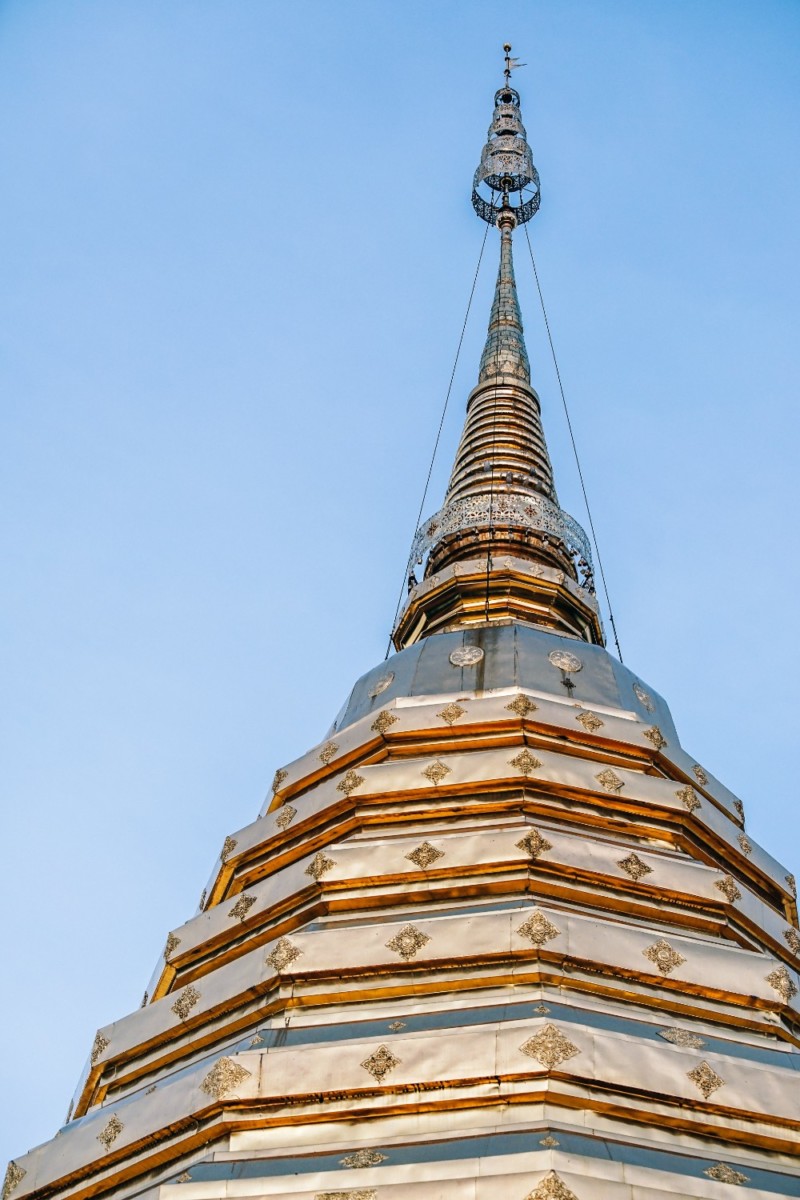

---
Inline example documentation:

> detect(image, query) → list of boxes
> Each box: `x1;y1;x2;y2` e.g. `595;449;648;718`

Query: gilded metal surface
275;803;296;831
715;875;741;903
228;893;257;922
575;710;603;733
687;1060;724;1098
509;748;542;775
643;939;686;976
339;1150;387;1168
506;694;538;717
360;1045;400;1082
266;937;301;972
642;725;667;750
516;829;552;859
658;1028;705;1048
305;850;336;880
385;924;430;961
370;710;398;735
405;841;444;869
90;1032;109;1065
171;986;200;1021
704;1164;749;1185
96;1117;123;1152
437;701;467;725
676;784;701;812
520;1024;580;1069
617;853;652;882
336;769;364;796
422;760;451;784
517;910;561;946
526;1172;579;1200
595;768;624;794
200;1057;251;1100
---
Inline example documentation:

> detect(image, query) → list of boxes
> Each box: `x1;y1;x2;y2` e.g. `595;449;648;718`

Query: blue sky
2;0;799;1169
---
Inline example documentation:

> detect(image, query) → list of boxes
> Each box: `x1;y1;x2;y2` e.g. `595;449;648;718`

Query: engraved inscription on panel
516;829;553;859
687;1060;724;1099
371;710;398;735
517;910;561;946
520;1024;580;1069
506;694;538;718
618;853;652;882
643;939;686;976
360;1045;400;1082
200;1058;251;1100
406;841;444;869
267;937;302;973
386;924;430;961
510;748;542;775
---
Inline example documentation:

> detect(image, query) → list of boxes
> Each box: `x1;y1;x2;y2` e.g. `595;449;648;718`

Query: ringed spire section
394;67;602;651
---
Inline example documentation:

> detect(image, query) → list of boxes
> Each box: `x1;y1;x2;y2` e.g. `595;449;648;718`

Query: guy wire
385;222;491;657
522;221;624;662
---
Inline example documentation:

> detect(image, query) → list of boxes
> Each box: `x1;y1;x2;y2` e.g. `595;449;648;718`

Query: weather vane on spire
503;43;526;84
472;49;540;226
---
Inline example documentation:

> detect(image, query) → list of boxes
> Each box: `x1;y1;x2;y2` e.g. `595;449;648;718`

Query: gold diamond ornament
783;927;800;955
275;803;297;831
618;852;652;882
714;875;741;904
371;710;398;735
171;985;201;1021
267;937;302;972
642;725;667;750
339;1149;388;1168
525;1171;579;1200
386;924;430;961
271;768;288;794
422;759;451;784
438;701;466;725
97;1115;124;1151
506;694;538;718
337;769;365;796
228;893;257;922
658;1028;705;1048
405;841;444;869
576;710;603;733
200;1057;252;1099
766;964;798;1002
510;748;543;775
517;911;561;947
595;768;624;793
676;785;701;813
643;939;686;976
319;740;339;765
687;1060;724;1099
90;1031;110;1065
520;1023;580;1069
703;1163;749;1185
306;850;336;880
517;829;553;859
361;1044;400;1082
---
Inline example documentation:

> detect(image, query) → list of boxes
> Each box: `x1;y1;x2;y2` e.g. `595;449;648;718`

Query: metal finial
472;61;539;226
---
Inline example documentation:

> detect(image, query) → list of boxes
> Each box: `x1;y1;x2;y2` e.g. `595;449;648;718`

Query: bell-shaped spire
393;64;603;651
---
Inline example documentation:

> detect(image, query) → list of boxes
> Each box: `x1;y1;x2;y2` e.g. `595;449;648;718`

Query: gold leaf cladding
271;768;288;794
687;1060;724;1099
275;803;297;832
437;701;466;725
164;932;181;960
676;785;701;813
506;694;538;718
339;1149;388;1168
642;725;667;750
520;1024;580;1069
319;741;339;765
360;1044;400;1082
306;850;336;880
658;1028;705;1048
267;936;302;972
766;964;798;1002
786;873;797;898
732;798;745;822
96;1115;123;1152
517;829;553;860
783;928;800;955
371;710;398;735
692;764;708;786
595;768;624;794
539;1136;560;1147
643;939;686;976
228;893;257;922
704;1163;749;1185
337;769;364;796
738;833;752;856
517;911;561;947
316;1192;377;1200
576;711;603;733
2;1163;26;1200
220;835;238;862
617;853;652;882
200;1057;251;1100
509;748;542;776
405;841;444;869
714;876;741;904
525;1171;579;1200
90;1031;109;1065
422;760;451;785
386;924;430;961
171;985;201;1021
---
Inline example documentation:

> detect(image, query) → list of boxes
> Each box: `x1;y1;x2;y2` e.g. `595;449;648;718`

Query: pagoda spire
393;63;603;650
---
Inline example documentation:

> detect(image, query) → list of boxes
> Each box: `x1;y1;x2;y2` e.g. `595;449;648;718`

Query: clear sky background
2;0;799;1171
